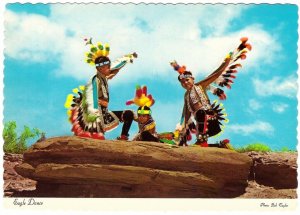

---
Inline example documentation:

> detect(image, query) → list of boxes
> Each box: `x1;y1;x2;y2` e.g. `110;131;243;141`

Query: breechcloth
140;131;159;142
195;109;221;142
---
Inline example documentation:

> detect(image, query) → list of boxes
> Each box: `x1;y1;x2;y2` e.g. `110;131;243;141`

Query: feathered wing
204;37;252;136
207;37;252;100
64;80;106;139
178;37;252;141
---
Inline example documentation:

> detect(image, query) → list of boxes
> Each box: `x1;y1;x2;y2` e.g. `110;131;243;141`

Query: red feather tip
126;101;134;106
240;54;247;60
178;66;186;74
170;61;186;74
224;83;232;89
240;37;248;43
142;86;147;95
223;139;230;144
245;43;252;51
229;64;242;69
219;94;227;100
136;88;143;97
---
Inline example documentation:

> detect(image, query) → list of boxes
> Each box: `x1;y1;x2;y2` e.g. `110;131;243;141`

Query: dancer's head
137;106;151;124
95;56;111;76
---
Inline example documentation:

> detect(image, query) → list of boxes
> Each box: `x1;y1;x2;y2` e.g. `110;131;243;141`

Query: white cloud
4;10;67;62
227;120;274;136
249;99;262;110
197;5;247;37
253;75;297;98
4;4;282;83
272;103;289;113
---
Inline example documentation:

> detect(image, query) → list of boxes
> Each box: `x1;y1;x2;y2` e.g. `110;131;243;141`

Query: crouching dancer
65;38;137;140
171;37;252;147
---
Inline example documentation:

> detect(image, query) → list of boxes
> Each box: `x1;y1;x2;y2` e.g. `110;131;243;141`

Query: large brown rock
245;152;298;189
15;136;252;197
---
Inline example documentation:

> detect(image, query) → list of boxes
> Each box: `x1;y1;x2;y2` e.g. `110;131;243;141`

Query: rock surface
14;136;252;198
239;181;297;199
3;153;37;197
245;151;298;189
5;137;298;198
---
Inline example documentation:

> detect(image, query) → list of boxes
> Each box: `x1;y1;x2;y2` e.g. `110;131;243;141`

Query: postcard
1;0;299;213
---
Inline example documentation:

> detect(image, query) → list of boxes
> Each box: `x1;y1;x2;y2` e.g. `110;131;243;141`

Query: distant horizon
3;3;298;150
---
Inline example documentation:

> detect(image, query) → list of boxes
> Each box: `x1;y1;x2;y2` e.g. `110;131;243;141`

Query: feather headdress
84;37;110;66
170;61;193;80
126;85;155;108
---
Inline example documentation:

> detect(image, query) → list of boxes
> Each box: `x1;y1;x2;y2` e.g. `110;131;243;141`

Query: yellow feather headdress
84;37;110;66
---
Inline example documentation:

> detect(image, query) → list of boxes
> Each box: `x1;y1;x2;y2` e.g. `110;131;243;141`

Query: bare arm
195;57;231;89
107;68;120;80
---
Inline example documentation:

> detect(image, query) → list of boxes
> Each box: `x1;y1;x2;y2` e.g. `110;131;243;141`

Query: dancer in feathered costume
65;38;137;140
171;37;252;147
126;85;160;142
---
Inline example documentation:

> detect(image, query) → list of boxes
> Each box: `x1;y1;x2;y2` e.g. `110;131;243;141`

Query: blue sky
3;3;298;150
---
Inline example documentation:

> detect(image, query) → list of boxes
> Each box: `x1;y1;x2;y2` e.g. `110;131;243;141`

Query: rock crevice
245;151;297;189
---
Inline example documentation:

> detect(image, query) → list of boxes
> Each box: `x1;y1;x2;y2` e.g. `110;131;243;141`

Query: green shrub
235;143;297;153
276;146;297;153
3;121;44;154
3;121;18;153
235;142;271;153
